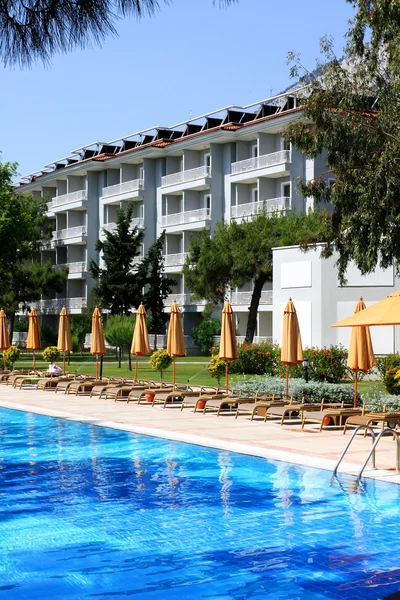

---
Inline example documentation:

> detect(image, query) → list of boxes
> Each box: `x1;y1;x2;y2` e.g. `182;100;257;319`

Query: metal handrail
333;425;377;475
358;428;400;478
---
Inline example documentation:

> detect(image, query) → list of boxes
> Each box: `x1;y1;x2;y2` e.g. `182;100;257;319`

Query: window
139;203;144;219
251;188;259;205
204;194;211;212
282;183;291;199
281;138;291;152
251;144;258;158
204;153;211;170
139;166;145;182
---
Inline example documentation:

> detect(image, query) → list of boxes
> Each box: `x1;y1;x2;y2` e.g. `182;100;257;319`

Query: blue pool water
0;408;399;599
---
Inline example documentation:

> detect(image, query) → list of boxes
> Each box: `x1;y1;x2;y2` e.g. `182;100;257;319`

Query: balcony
231;150;291;181
231;197;291;219
161;207;211;229
101;178;144;203
102;217;144;234
47;190;87;212
163;253;188;267
165;294;205;307
56;262;87;277
230;291;273;305
51;225;87;245
21;297;87;314
161;165;211;192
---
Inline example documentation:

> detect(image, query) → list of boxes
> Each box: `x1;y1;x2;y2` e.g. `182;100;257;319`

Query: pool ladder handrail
333;425;400;479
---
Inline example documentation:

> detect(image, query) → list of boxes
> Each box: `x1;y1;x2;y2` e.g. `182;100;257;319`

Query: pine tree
139;231;176;346
89;203;144;315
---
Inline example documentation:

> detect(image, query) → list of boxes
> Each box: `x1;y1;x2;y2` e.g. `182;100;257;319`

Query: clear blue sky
1;0;354;179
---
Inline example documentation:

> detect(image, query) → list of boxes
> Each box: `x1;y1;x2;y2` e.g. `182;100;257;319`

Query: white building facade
17;89;337;342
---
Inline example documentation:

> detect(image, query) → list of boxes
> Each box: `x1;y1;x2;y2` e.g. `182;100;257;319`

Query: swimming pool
0;407;399;600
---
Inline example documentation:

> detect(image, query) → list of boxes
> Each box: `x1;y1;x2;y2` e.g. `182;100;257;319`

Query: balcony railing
165;294;205;306
163;253;188;267
161;207;211;228
56;261;87;274
102;178;144;198
161;165;211;188
48;190;87;209
52;225;87;242
231;150;291;175
230;291;273;305
231;197;291;219
22;297;87;312
214;335;273;345
102;217;144;233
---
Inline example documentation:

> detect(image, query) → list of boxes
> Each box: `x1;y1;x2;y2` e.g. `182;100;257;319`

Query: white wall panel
340;263;394;287
336;301;394;354
281;261;312;288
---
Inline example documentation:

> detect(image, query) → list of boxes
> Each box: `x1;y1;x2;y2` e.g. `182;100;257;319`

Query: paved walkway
0;385;399;484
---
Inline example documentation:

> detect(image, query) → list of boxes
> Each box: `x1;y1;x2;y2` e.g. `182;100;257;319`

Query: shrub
229;341;280;375
71;333;80;353
383;366;400;395
14;317;28;332
42;346;60;363
234;376;360;404
361;387;400;411
5;345;20;368
192;318;221;353
207;353;226;385
299;345;348;383
149;349;172;381
376;354;400;379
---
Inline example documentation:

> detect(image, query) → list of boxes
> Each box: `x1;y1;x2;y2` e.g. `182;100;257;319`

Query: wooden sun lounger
201;395;255;416
37;376;74;391
235;395;286;420
66;380;107;395
150;387;203;409
90;383;122;399
343;411;400;435
105;385;147;402
15;376;42;390
301;407;362;431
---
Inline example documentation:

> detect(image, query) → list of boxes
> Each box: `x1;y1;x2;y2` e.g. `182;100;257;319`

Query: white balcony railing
52;225;87;242
56;261;87;274
161;165;211;188
48;190;87;209
231;197;291;219
102;178;144;198
165;294;205;307
23;297;87;313
231;150;291;175
163;253;188;267
230;291;273;305
102;217;144;234
161;207;211;228
214;335;273;345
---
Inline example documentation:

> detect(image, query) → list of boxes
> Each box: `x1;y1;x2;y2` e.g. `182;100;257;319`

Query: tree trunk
118;346;121;368
8;310;15;344
245;275;268;343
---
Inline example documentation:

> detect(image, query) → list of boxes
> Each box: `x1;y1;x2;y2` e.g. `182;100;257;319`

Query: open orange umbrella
131;303;151;381
281;298;303;400
90;306;106;379
0;309;10;370
331;289;400;327
167;300;186;385
347;298;376;407
219;300;238;394
57;306;72;373
26;308;41;372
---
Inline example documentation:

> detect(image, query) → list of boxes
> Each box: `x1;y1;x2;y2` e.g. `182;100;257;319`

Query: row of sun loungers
4;368;400;435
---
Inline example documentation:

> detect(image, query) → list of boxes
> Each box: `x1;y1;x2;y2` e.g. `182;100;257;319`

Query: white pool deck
1;385;400;484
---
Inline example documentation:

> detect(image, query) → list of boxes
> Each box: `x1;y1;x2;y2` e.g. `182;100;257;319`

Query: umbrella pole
134;358;138;382
225;364;229;395
33;351;36;373
3;351;6;371
172;359;176;386
96;356;99;380
354;372;358;408
285;366;289;401
63;352;66;373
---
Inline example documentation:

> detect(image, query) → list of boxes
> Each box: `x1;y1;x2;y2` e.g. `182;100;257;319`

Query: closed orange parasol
0;309;10;370
281;298;304;400
131;303;151;381
90;306;106;379
57;306;73;373
27;308;41;372
219;300;238;393
167;300;186;385
347;298;376;407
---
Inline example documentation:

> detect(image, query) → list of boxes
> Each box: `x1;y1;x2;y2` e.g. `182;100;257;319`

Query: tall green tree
89;203;145;315
139;231;176;346
104;314;136;369
284;1;400;282
183;210;328;342
1;0;236;67
0;160;65;337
